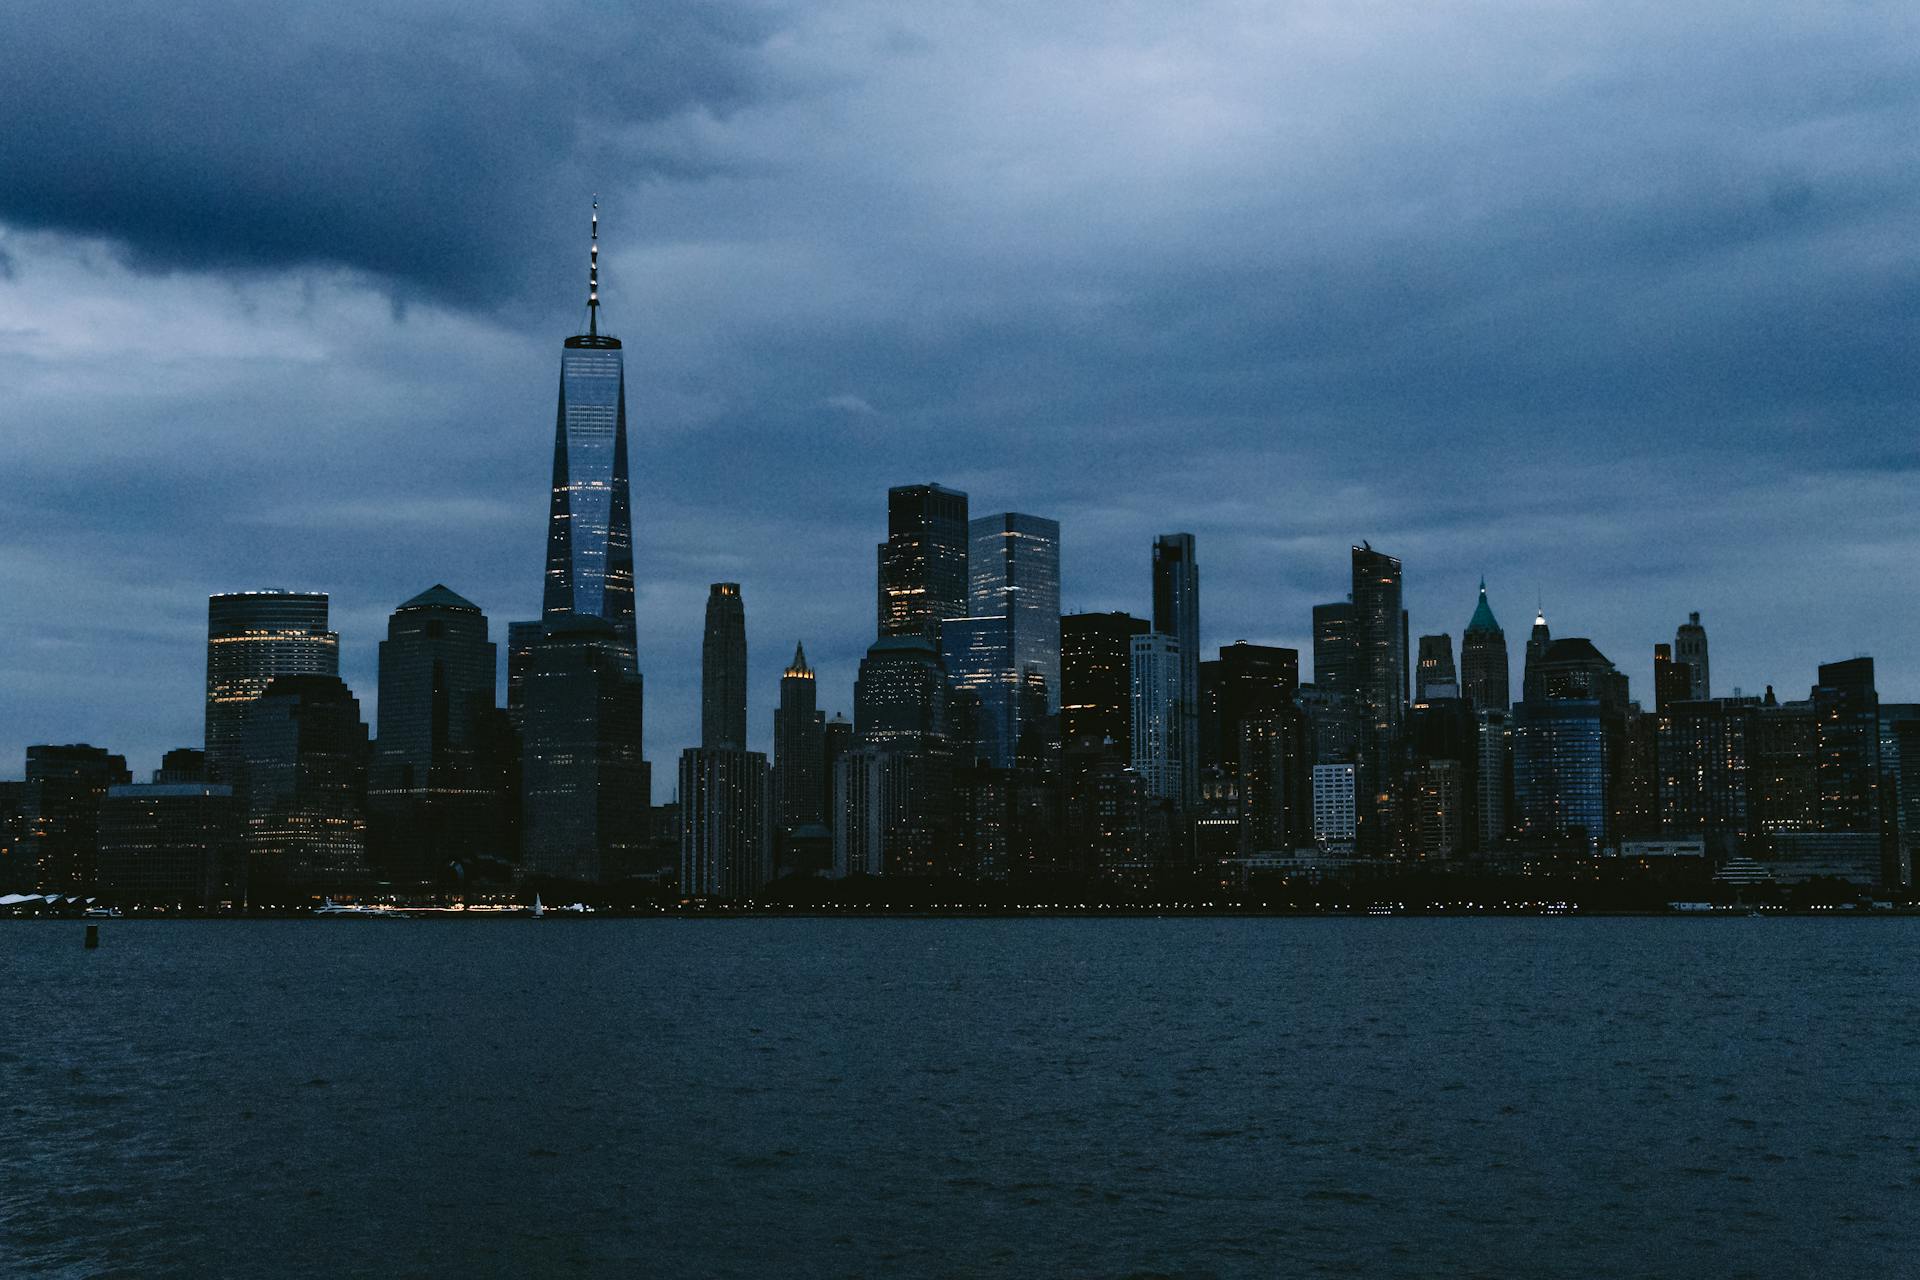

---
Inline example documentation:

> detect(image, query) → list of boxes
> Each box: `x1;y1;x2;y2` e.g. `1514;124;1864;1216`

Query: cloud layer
3;0;1917;783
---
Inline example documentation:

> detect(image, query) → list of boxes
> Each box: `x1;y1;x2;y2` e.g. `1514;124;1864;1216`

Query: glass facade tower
542;205;637;672
1152;533;1200;808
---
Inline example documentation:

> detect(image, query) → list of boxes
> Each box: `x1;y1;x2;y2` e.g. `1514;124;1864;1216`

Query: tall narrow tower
702;584;748;751
542;201;638;672
1152;533;1200;808
774;643;825;828
1460;581;1510;712
1675;612;1710;701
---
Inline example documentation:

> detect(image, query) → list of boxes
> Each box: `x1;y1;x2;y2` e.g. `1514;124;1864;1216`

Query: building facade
205;591;338;785
1152;533;1201;808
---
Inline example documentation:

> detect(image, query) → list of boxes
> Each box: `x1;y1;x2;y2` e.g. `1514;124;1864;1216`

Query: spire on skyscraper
588;197;600;338
786;641;813;678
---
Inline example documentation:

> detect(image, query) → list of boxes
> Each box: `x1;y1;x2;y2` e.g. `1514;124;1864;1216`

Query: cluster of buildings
5;222;1916;906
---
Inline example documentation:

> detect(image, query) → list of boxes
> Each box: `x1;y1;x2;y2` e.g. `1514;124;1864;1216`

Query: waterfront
4;918;1916;1277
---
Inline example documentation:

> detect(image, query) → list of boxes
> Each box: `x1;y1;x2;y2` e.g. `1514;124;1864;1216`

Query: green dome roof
1465;580;1501;634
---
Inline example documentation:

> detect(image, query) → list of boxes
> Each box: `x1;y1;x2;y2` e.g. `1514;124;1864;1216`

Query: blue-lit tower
542;202;638;672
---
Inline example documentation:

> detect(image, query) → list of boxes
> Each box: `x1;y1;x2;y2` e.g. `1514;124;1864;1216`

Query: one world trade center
540;202;638;671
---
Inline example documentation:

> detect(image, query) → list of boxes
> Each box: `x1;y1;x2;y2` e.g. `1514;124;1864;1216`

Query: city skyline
3;3;1917;791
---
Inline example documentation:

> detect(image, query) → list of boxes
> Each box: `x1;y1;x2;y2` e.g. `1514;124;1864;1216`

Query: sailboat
529;894;545;918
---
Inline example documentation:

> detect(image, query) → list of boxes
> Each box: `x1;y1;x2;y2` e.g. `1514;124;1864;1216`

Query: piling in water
85;924;100;949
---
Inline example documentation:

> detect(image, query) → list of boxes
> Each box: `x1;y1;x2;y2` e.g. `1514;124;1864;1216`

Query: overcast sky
2;0;1916;790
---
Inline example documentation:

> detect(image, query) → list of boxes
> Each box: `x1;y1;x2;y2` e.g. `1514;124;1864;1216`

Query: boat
529;894;545;918
83;906;122;919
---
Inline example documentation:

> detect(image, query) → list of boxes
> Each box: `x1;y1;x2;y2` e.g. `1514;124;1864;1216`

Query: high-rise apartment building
878;483;969;641
702;584;748;751
679;748;771;899
1312;762;1358;847
1312;602;1356;695
1459;582;1509;712
541;203;638;671
205;591;338;784
1813;657;1879;833
1152;533;1200;808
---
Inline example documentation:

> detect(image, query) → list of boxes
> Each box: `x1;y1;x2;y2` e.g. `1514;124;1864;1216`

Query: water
3;918;1916;1278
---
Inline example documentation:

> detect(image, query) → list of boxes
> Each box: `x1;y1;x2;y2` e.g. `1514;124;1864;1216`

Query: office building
1200;642;1301;777
878;483;969;641
1312;602;1356;695
1652;644;1693;713
541;203;638;671
205;591;338;784
960;512;1061;764
1475;709;1512;847
1522;609;1552;704
1512;637;1628;851
98;782;241;906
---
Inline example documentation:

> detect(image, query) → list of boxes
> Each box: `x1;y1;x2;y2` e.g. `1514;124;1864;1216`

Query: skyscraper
682;584;772;898
1512;637;1629;851
1522;608;1552;704
205;591;338;785
1813;657;1879;833
774;643;825;830
878;483;969;641
1350;544;1405;850
1061;612;1148;755
1152;533;1200;808
1675;612;1710;702
1460;582;1509;711
1201;642;1301;778
541;203;638;672
968;513;1062;709
369;585;502;884
520;617;647;885
1415;634;1458;703
702;584;748;751
1312;602;1356;695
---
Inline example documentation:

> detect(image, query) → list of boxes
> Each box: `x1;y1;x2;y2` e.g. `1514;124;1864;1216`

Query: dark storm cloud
0;0;774;305
3;0;1919;782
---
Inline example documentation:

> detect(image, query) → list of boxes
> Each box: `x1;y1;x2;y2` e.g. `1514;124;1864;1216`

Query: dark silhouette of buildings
98;782;240;906
204;591;337;785
370;585;503;887
520;617;646;886
20;745;131;893
240;675;370;900
1312;602;1355;695
681;584;771;899
1416;634;1458;703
